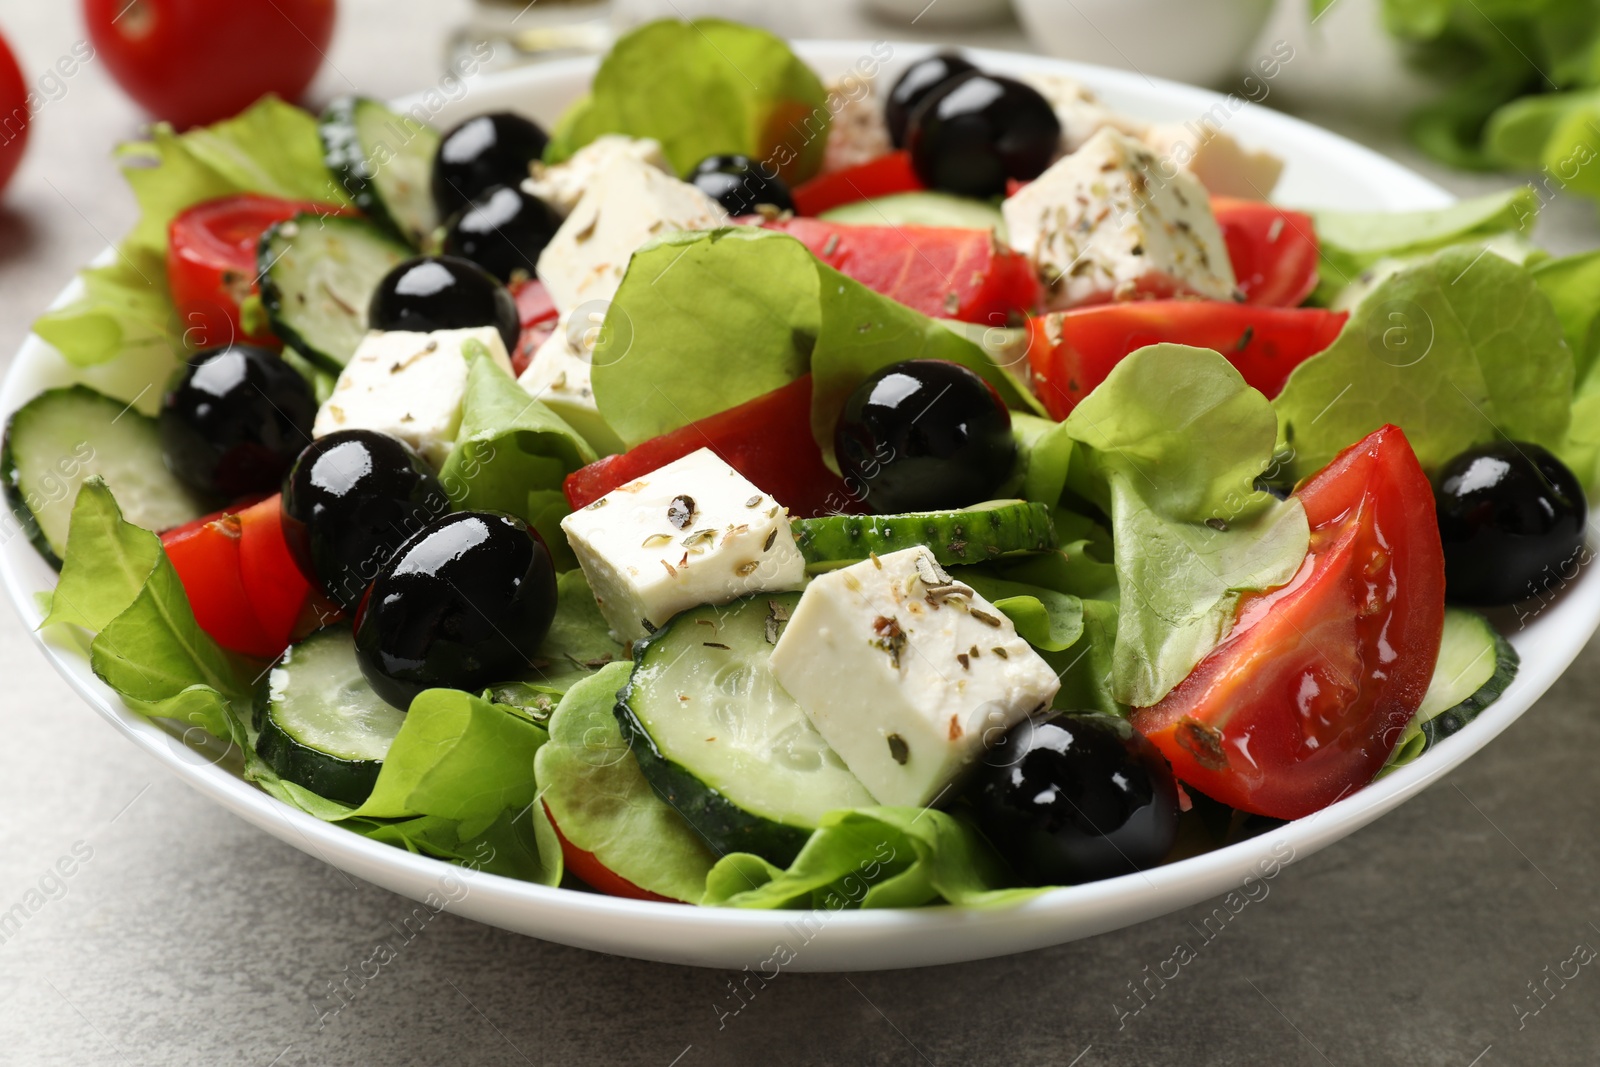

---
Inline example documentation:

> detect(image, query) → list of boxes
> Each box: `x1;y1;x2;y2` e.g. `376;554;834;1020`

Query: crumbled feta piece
769;546;1059;807
1002;127;1237;310
1021;73;1148;158
516;309;626;456
312;327;513;467
523;135;671;216
560;448;806;644
823;79;892;174
1142;123;1284;200
535;155;726;316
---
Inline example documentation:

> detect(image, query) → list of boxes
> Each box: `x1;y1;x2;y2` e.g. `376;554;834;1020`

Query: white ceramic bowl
5;42;1595;972
1013;0;1276;88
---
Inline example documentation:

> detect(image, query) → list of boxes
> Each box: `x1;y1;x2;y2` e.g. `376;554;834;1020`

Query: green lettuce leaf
704;807;1040;910
1274;248;1574;478
592;228;1038;456
438;350;597;570
1062;345;1309;707
544;18;830;184
33;96;348;373
534;663;718;902
1310;189;1538;304
528;570;627;694
1533;250;1600;379
956;571;1083;652
44;479;251;743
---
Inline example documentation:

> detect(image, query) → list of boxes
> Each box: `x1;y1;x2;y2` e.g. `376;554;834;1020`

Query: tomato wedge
544;802;678;903
766;217;1039;325
792;150;924;217
510;278;560;377
563;375;862;519
1211;198;1322;308
162;511;278;658
1132;425;1446;819
168;194;347;351
1026;302;1348;420
162;494;328;659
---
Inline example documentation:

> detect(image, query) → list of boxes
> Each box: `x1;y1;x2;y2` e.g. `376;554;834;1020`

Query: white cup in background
1011;0;1276;88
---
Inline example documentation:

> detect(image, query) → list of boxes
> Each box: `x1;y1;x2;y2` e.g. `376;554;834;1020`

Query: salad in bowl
7;19;1592;913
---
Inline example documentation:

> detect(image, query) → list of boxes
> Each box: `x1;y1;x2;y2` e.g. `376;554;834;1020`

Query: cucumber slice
615;593;874;865
792;499;1055;570
821;192;1008;239
1;385;210;567
253;625;406;805
321;97;441;249
1386;608;1519;769
258;214;410;373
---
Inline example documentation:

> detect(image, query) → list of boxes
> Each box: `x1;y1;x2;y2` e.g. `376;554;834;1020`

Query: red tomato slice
236;495;318;652
563;375;862;519
544;802;679;903
168;194;347;351
510;278;560;377
1131;425;1446;819
1212;197;1322;308
767;217;1039;326
0;32;28;197
162;511;280;658
1025;302;1348;420
792;150;925;217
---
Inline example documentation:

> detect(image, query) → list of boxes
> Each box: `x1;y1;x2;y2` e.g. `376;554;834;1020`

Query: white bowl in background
5;42;1594;972
860;0;1015;29
1013;0;1275;88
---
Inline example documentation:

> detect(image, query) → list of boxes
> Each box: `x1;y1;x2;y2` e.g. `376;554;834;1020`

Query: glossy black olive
885;52;978;148
159;344;317;497
354;511;558;709
969;713;1180;886
905;72;1062;198
687;154;794;216
834;359;1015;514
441;185;562;284
431;111;550;218
281;430;450;612
368;255;519;355
1435;441;1587;606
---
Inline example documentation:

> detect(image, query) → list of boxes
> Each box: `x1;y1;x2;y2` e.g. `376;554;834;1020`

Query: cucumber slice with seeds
2;385;210;567
258;214;410;373
253;625;406;805
792;499;1055;570
821;192;1008;240
616;592;874;865
320;97;441;249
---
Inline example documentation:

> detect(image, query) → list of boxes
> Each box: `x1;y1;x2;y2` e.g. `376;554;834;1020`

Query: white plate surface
4;43;1594;972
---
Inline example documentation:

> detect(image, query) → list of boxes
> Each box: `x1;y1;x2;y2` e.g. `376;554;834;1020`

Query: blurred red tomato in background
83;0;336;128
0;29;28;195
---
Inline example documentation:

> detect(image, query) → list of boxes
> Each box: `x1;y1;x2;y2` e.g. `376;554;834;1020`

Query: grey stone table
1;2;1597;1064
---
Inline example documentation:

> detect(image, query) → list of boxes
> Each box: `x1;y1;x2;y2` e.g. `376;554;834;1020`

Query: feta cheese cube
1003;127;1237;310
523;135;671;217
535;154;726;316
312;327;513;467
516;310;627;456
1142;122;1284;200
560;448;806;644
769;546;1060;806
822;79;892;174
1021;73;1148;157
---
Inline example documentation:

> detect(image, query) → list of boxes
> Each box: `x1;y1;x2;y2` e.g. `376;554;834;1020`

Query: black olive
1434;441;1587;606
158;344;317;497
354;511;558;709
687;154;794;216
442;185;562;284
281;430;450;612
968;713;1180;886
905;72;1062;198
431;111;550;218
368;255;519;355
834;359;1015;514
885;52;978;148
